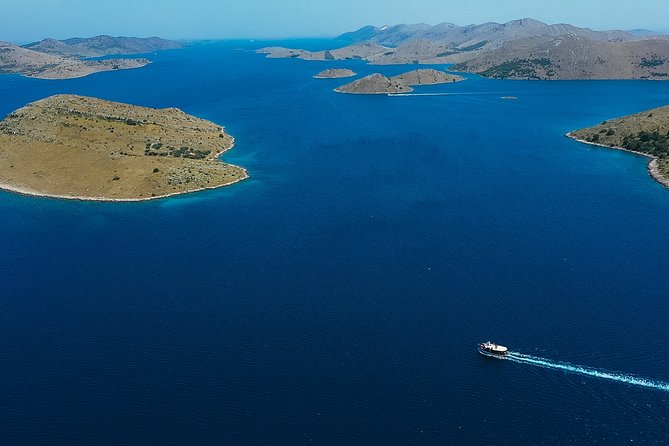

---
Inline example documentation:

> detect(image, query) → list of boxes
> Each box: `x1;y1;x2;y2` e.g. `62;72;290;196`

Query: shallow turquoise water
1;40;669;444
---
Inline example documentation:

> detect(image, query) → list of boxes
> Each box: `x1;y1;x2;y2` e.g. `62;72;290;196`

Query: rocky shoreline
0;171;249;202
566;132;669;189
0;134;248;202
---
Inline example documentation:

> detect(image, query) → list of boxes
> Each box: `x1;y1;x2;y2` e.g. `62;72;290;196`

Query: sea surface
1;40;669;445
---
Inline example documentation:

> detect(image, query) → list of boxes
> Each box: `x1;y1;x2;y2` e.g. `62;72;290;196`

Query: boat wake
493;351;669;392
388;92;491;97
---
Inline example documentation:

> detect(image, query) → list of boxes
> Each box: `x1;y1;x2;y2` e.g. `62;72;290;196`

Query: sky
1;0;668;43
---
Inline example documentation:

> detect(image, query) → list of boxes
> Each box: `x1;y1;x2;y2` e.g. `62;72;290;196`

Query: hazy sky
2;0;668;43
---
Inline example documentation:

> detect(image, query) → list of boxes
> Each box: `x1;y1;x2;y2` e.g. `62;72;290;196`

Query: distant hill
453;35;669;80
0;40;149;79
24;36;183;58
260;18;669;80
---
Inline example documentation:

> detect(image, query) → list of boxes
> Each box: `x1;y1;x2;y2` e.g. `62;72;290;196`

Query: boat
478;341;508;356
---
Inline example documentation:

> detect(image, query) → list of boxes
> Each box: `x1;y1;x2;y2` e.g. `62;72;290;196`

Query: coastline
0;136;249;203
10;60;152;81
566;132;669;189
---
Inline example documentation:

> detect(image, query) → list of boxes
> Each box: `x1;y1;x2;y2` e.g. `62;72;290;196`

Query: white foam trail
388;92;490;97
499;352;669;392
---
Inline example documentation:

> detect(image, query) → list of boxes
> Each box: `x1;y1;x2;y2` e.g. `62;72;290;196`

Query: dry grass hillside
0;95;246;201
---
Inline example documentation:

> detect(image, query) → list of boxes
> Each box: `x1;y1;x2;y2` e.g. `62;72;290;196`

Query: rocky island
335;69;464;94
314;68;357;79
335;73;409;94
0;95;247;201
568;105;669;188
391;68;464;86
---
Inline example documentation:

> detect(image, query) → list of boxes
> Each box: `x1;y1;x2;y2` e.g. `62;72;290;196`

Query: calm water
1;40;669;445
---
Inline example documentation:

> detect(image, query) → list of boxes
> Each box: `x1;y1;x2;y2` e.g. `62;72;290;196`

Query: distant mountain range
259;19;669;80
627;29;666;38
1;36;183;79
337;19;639;48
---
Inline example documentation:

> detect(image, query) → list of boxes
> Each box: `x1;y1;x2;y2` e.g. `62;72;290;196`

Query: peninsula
1;36;182;79
335;69;464;94
259;19;669;80
0;95;247;201
23;35;183;58
568;105;669;188
0;41;149;79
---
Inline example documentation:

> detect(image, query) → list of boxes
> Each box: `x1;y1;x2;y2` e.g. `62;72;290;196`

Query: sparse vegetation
145;143;212;159
622;131;669;157
639;56;666;68
456;40;490;52
475;58;554;80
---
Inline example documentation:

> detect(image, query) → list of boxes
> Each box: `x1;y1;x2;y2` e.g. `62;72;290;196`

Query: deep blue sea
2;40;669;445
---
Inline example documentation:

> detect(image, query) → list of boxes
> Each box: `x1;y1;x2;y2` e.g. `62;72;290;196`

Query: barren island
0;95;247;201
